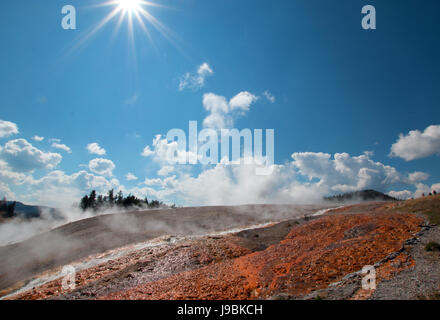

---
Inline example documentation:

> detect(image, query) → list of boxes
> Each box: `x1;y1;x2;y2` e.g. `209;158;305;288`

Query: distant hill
4;201;62;219
324;190;398;203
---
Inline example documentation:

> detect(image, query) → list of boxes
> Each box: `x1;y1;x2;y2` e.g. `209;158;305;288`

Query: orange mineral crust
102;213;422;300
9;235;252;300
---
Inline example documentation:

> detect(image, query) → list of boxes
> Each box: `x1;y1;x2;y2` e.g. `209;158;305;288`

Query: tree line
0;197;16;218
79;189;173;212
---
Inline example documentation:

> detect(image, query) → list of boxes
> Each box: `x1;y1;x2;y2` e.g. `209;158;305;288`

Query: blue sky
0;0;439;207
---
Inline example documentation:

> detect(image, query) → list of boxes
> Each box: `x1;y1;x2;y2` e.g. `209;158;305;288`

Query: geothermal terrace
1;197;440;300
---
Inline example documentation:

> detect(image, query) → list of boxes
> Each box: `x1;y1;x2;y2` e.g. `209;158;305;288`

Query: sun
117;0;141;12
68;0;182;55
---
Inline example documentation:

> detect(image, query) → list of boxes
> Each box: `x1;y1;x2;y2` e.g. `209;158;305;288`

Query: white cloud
141;135;192;164
413;182;440;198
88;158;115;177
32;136;44;142
24;170;121;208
32;170;111;191
229;91;258;112
202;93;230;129
387;190;413;200
202;91;258;130
141;145;154;157
378;181;440;200
0;120;19;139
144;177;164;186
263;91;276;103
127;185;175;202
125;172;138;181
179;62;214;91
138;152;414;206
203;93;230;114
390;125;440;161
49;138;61;143
407;171;429;184
291;152;401;193
51;142;72;154
144;175;178;189
87;142;106;155
158;165;174;176
3;138;436;208
0;139;62;172
0;182;15;199
0;160;33;185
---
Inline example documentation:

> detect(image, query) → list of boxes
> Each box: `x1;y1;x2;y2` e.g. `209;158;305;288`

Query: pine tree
116;191;123;206
80;195;89;211
89;190;97;210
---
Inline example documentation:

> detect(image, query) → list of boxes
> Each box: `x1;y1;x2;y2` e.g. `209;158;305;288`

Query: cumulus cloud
32;135;44;142
158;165;174;176
179;62;214;91
0;161;24;198
139;152;414;206
125;172;138;181
87;142;106;155
202;93;230;129
51;142;72;154
407;171;429;184
0;160;33;185
0;139;62;172
141;135;192;164
144;177;164;186
202;91;258;130
291;152;401;193
0;120;19;138
413;182;440;198
3;138;436;209
387;190;413;200
88;158;115;177
0;182;15;199
388;183;440;200
32;170;109;192
24;170;121;208
390;125;440;161
141;145;154;157
144;175;178;190
263;91;276;103
229;91;259;112
141;91;259;165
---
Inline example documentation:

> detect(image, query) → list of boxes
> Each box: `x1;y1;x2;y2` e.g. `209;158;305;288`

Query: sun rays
66;0;182;56
101;0;167;44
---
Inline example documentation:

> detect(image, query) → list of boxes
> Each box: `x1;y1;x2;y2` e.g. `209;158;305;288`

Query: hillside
0;204;330;295
2;196;440;300
2;201;61;220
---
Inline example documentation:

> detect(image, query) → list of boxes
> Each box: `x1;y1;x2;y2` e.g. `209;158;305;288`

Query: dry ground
3;196;440;300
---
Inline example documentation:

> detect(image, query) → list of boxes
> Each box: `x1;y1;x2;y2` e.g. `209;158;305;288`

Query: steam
0;203;340;295
0;205;154;247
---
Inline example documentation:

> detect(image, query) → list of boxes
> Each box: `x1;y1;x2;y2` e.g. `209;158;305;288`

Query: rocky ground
0;204;329;295
2;197;440;300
